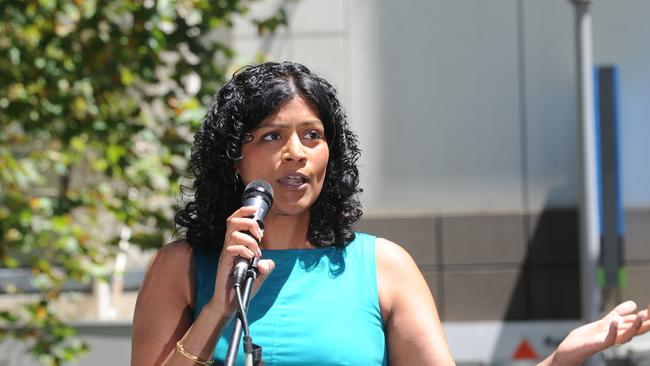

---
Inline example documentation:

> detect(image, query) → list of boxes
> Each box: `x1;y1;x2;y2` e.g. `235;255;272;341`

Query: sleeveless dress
193;232;387;365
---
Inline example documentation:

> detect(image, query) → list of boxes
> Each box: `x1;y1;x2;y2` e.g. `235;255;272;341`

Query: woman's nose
281;134;307;163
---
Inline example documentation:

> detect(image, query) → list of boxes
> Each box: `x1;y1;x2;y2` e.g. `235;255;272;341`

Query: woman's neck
260;212;312;250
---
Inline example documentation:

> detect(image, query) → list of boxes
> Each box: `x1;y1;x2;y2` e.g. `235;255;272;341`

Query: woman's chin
270;201;313;218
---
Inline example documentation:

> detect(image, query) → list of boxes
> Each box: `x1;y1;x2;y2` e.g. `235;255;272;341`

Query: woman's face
237;96;329;217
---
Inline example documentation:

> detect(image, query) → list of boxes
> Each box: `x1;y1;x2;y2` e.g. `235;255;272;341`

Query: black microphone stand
224;257;264;366
226;180;272;366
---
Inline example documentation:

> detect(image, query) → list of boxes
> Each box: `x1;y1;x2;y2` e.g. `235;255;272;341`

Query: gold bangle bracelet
175;341;214;365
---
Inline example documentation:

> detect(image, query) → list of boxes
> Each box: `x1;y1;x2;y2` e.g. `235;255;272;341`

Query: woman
131;61;649;365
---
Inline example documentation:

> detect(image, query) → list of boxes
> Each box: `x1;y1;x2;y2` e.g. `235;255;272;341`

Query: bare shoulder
374;237;454;364
153;240;194;269
132;241;200;364
147;240;195;280
375;237;419;275
139;240;196;307
375;237;423;319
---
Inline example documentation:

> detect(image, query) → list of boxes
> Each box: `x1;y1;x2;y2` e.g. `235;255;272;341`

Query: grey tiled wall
625;210;650;262
356;208;650;321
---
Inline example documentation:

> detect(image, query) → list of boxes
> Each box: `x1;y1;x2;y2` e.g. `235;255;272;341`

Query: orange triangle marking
513;338;539;360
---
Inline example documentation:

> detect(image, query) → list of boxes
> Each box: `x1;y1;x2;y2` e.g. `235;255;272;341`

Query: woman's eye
304;130;322;139
261;132;281;141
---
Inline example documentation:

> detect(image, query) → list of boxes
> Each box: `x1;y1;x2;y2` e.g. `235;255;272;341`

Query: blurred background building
1;0;649;365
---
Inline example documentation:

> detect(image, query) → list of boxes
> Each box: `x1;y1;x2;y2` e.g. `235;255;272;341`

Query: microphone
232;179;274;288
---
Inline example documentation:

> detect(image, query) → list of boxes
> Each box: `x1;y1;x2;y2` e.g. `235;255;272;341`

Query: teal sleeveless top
193;232;387;365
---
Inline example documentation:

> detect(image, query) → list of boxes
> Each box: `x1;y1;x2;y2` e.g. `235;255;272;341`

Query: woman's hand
205;206;275;319
542;301;650;366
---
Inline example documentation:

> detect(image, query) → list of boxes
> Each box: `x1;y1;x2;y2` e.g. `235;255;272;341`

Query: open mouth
278;174;309;189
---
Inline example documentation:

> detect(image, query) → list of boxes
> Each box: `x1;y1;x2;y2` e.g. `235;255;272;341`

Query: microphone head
242;179;274;207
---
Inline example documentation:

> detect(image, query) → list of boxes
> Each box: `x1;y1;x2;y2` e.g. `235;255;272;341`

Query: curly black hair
175;61;362;253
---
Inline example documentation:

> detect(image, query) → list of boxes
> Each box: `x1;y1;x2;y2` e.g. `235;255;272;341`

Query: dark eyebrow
254;120;323;130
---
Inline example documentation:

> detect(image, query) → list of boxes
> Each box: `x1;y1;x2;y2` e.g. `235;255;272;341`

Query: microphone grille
246;179;273;196
243;179;274;206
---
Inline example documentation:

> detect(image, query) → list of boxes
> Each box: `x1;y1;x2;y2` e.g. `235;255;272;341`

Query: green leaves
0;0;291;364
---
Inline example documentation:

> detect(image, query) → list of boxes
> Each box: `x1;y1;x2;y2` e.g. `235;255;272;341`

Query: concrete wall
231;0;650;213
357;208;650;322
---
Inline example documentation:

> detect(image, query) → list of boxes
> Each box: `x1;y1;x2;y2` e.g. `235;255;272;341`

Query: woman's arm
131;206;275;366
376;237;456;366
539;301;650;366
131;241;229;365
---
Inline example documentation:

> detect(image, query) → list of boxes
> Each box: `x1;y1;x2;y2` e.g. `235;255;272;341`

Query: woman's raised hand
542;301;650;366
206;206;275;320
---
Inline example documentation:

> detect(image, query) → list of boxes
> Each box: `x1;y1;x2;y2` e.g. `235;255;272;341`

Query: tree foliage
0;0;289;364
